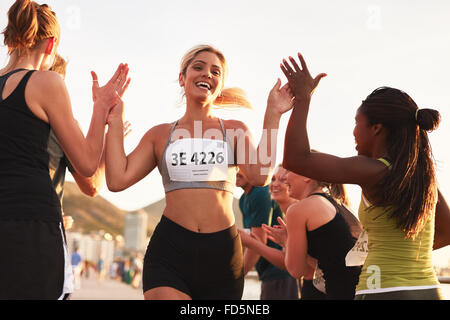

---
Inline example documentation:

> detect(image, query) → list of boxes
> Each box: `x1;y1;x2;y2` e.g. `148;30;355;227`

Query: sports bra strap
218;118;227;142
167;120;179;144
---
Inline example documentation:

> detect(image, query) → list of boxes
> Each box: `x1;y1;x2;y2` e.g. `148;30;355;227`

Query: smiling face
179;50;224;106
284;171;311;200
269;166;290;203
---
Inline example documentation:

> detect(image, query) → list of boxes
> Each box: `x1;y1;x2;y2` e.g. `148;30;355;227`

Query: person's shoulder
250;185;270;198
302;195;334;212
286;196;323;218
31;70;64;84
221;119;249;131
29;70;65;92
142;122;174;141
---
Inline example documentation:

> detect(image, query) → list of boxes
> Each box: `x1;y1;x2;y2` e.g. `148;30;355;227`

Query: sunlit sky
1;1;449;220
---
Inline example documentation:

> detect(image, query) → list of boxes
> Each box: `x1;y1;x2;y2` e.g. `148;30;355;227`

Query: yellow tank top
356;159;439;294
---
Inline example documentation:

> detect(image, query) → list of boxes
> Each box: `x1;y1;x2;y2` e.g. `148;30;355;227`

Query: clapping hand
262;216;288;247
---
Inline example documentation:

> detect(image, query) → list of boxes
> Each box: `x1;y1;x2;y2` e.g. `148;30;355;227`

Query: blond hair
2;0;60;56
49;53;67;79
180;44;252;109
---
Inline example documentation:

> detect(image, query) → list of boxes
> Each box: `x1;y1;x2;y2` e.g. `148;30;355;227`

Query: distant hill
63;181;244;236
62;182;126;236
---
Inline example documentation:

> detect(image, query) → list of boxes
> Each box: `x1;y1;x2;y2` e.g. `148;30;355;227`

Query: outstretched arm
281;53;387;187
71;121;131;196
235;79;294;186
38;64;129;177
105;99;159;192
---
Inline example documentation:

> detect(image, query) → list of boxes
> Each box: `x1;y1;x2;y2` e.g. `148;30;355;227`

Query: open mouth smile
196;81;212;90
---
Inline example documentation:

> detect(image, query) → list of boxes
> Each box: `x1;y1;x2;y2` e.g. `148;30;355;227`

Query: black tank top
306;193;361;299
0;69;62;222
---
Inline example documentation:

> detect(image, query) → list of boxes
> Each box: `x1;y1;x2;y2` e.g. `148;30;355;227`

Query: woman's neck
303;186;323;200
181;98;214;123
2;51;43;73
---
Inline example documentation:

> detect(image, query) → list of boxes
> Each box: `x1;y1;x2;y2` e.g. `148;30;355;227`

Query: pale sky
1;0;449;218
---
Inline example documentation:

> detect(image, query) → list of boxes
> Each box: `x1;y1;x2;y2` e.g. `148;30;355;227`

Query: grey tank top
160;118;236;194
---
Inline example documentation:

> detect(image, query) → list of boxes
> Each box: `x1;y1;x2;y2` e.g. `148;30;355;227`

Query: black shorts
143;216;244;300
143;215;244;300
301;279;327;300
0;219;65;300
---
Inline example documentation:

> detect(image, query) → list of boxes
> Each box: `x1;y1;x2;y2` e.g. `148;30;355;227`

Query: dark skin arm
433;189;450;250
281;53;388;194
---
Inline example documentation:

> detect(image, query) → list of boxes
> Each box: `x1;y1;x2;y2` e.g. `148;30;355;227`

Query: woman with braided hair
281;52;450;299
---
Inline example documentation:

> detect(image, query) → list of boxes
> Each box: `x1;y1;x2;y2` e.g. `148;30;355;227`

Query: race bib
345;229;369;266
312;267;326;294
166;138;229;181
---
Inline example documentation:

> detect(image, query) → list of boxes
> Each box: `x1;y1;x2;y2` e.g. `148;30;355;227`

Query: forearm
245;238;286;271
284;245;308;279
105;118;128;191
82;105;109;175
433;189;450;250
283;97;311;174
246;107;282;186
243;249;261;276
72;150;106;197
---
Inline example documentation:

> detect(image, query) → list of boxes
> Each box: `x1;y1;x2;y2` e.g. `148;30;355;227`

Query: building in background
124;210;148;253
66;231;116;271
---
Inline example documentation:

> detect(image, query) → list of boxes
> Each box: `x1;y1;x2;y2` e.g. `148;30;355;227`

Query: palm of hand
263;224;287;247
280;53;326;100
268;80;294;115
91;64;130;103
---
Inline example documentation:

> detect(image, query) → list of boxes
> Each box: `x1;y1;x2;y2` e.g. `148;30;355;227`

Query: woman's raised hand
267;78;295;116
280;53;326;101
90;63;131;108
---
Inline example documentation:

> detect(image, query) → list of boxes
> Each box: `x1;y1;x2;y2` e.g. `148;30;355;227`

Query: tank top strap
15;70;36;96
309;192;340;211
0;68;28;102
377;157;392;170
308;192;329;200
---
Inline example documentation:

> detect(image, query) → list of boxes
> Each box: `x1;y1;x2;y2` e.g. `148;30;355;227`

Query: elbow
282;156;300;174
282;158;296;174
282;156;308;176
84;186;100;197
106;179;126;193
77;162;97;178
77;167;95;178
286;266;305;280
285;258;305;280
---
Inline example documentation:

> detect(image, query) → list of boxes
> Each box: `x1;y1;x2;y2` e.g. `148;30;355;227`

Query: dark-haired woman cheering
281;53;449;300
